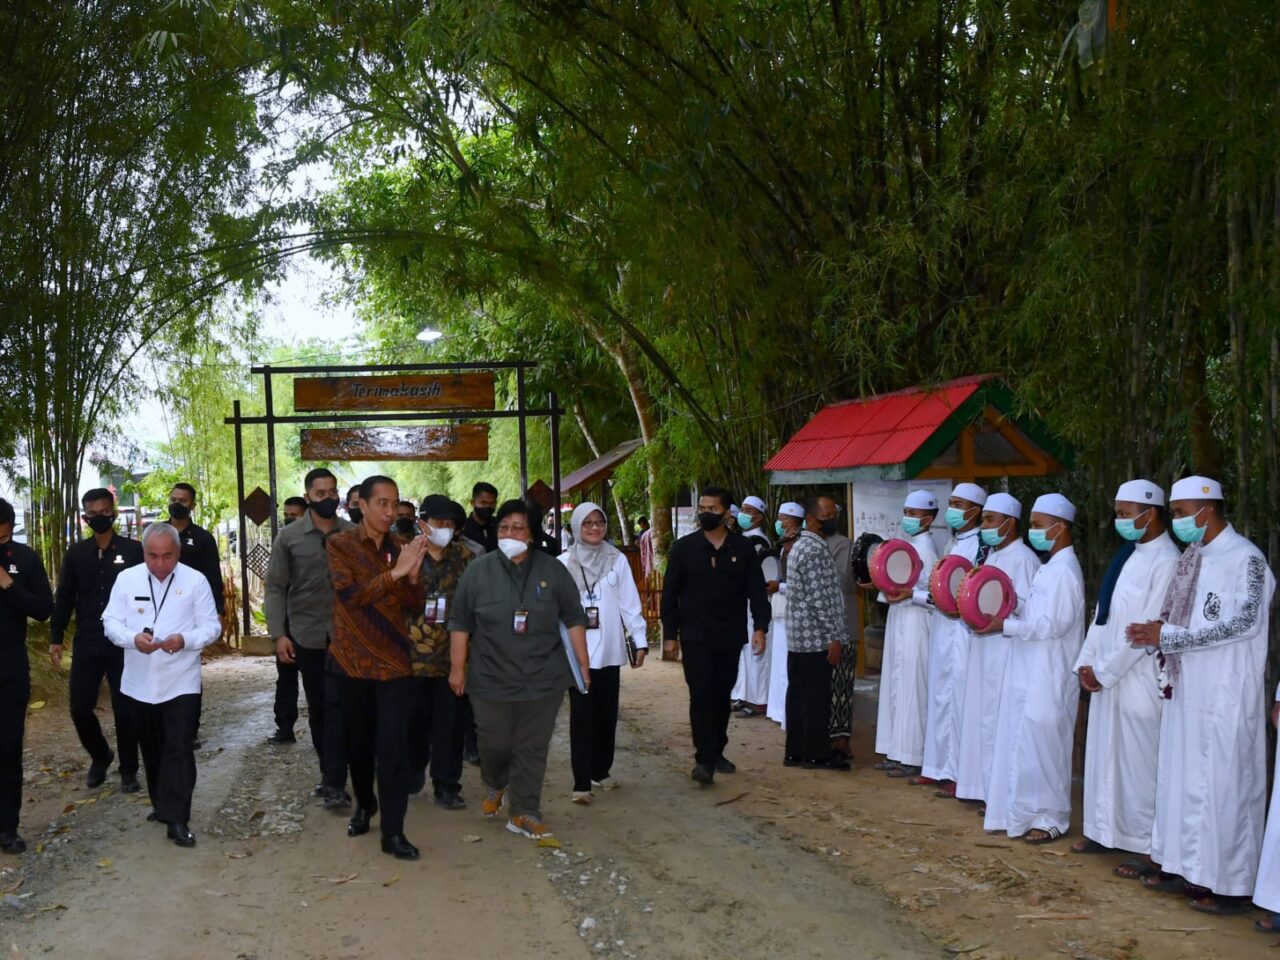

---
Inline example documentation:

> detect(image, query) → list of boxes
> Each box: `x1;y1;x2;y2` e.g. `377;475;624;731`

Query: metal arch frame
226;360;564;636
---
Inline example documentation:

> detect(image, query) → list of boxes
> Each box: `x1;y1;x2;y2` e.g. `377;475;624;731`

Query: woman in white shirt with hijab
560;502;648;804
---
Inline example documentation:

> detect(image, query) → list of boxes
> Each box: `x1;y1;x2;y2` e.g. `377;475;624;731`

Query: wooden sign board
300;424;489;462
293;373;495;412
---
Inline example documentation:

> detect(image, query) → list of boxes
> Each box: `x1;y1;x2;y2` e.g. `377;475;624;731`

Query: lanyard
502;555;535;607
576;565;599;601
148;573;175;629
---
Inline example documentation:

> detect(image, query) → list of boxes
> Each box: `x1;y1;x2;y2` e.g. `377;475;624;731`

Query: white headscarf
566;502;620;588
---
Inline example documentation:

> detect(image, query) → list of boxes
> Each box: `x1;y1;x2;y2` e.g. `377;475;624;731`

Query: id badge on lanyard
513;609;529;635
584;594;601;630
425;595;447;625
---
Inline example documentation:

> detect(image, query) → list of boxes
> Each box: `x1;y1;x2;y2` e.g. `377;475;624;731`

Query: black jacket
51;534;144;648
0;539;53;661
174;520;225;615
661;529;770;648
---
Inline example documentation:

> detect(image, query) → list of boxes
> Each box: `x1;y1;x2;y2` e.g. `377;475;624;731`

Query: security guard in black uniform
0;498;53;854
50;488;143;791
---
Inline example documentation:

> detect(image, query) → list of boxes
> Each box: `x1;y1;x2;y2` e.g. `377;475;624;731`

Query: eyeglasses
581;519;606;529
497;523;529;534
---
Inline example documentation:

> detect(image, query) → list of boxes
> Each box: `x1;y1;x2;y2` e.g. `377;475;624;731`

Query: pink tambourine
956;565;1017;632
869;539;922;594
928;554;973;616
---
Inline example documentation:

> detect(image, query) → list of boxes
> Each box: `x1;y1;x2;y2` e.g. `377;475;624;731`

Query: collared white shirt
102;562;221;704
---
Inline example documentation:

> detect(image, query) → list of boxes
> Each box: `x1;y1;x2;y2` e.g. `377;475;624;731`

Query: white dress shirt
102;562;221;703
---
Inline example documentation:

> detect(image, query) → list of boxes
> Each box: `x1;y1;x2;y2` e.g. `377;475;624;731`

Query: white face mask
426;526;454;548
497;537;528;559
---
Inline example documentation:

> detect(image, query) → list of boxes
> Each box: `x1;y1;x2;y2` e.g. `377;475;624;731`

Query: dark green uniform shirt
448;547;587;701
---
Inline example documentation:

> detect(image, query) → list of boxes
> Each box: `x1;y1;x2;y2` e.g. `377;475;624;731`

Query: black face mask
818;518;838;537
347;506;363;524
474;506;495;522
86;515;115;535
697;511;724;531
167;502;191;521
309;497;339;520
394;517;416;537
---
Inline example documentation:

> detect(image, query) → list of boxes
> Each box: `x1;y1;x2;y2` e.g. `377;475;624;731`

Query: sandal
1113;858;1156;881
1140;871;1187;894
873;758;899;771
1187;895;1247;916
908;775;939;786
886;765;920;779
934;783;957;799
1070;838;1108;854
1254;913;1280;933
1024;827;1064;845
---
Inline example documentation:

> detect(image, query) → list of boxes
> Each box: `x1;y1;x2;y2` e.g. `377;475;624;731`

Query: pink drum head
956;565;1017;631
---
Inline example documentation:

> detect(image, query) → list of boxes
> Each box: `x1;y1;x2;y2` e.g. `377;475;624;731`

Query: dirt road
0;654;1275;959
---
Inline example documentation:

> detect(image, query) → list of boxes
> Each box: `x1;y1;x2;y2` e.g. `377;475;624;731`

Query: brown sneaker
506;814;553;839
481;786;505;819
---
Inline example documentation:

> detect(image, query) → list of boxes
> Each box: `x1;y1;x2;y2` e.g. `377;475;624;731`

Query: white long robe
1072;532;1178;853
765;591;789;726
954;540;1041;801
1152;525;1274;896
733;529;777;705
917;529;981;782
874;529;938;766
1253;685;1280;912
984;545;1085;837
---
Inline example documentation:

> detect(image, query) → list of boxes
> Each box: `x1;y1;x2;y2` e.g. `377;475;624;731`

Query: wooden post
849;481;867;679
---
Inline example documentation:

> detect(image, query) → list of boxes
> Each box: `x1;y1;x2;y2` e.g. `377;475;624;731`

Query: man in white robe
1252;688;1280;929
1070;479;1178;859
1128;476;1275;913
766;503;804;727
954;493;1040;805
732;496;777;716
981;493;1085;843
911;482;986;792
874;490;939;777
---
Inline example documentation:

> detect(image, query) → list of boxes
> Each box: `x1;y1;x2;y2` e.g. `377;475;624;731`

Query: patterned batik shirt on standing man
407;539;475;678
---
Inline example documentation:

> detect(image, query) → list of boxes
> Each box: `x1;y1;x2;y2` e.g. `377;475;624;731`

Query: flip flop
873;759;899;771
934;783;957;799
1254;914;1280;933
1113;858;1156;880
1140;872;1187;894
1024;827;1064;845
1187;896;1247;916
886;765;919;779
908;775;939;786
1070;838;1108;854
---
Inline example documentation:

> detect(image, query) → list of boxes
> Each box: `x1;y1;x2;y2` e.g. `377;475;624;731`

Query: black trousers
568;666;621;791
321;669;348;790
339;675;410;838
786;652;834;762
274;658;299;731
680;644;741;767
274;646;335;775
0;663;29;832
69;642;138;776
131;692;201;824
408;676;465;795
461;693;478;754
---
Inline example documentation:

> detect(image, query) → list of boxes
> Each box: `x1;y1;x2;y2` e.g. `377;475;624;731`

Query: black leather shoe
408;769;426;795
380;834;420;860
192;739;203;751
783;755;801;767
691;764;714;785
322;788;353;810
167;823;196;847
347;799;378;837
266;729;296;745
87;750;114;788
120;774;141;794
0;832;26;854
802;757;852;771
146;811;161;823
714;757;736;774
433;791;466;811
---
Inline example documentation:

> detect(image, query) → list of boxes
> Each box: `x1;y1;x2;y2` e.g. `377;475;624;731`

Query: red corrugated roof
764;375;993;472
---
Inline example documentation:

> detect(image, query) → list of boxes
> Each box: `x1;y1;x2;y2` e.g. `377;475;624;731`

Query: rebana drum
868;538;922;594
928;554;973;616
851;532;883;586
956;565;1017;632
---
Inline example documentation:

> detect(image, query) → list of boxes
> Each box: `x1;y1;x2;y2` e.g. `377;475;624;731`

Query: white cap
778;502;805;519
1170;475;1223;502
742;495;767;512
951;482;988;507
1032;493;1076;523
904;490;937;510
1115;479;1164;507
985;492;1021;518
729;505;739;515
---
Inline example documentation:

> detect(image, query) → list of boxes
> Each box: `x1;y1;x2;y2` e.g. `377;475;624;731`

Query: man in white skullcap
954;492;1040;807
873;490;939;778
1070;480;1178;864
911;482;987;794
732;496;777;717
766;502;805;726
1128;476;1275;914
980;493;1084;843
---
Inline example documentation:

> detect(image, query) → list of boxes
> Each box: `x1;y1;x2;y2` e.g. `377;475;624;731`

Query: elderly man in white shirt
103;522;221;847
